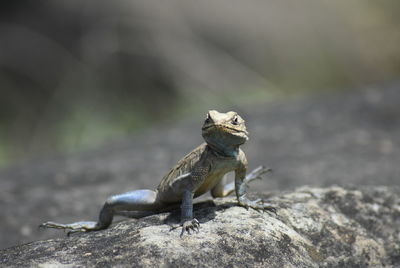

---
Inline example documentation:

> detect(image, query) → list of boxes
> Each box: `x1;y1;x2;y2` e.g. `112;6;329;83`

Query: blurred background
1;0;400;167
1;0;400;250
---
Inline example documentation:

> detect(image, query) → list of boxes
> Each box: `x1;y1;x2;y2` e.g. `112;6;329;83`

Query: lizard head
201;110;249;150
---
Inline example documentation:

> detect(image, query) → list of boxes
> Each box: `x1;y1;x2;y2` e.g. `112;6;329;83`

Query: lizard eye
204;114;211;124
232;116;239;125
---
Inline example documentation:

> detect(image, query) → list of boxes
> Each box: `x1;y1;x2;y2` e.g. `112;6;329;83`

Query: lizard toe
180;218;201;237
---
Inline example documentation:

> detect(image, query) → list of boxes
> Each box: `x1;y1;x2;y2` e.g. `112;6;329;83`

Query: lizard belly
194;170;226;197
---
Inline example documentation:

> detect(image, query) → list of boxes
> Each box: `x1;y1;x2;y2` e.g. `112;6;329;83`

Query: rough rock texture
1;186;400;267
0;83;400;250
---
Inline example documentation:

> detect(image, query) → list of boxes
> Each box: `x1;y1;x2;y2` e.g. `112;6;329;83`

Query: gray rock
1;186;399;267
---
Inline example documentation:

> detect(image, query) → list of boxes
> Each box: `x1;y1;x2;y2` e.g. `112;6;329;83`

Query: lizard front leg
235;164;276;213
211;166;272;198
180;189;200;236
175;163;209;236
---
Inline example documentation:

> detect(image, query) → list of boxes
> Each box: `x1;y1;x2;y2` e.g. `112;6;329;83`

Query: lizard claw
180;218;200;237
239;198;277;214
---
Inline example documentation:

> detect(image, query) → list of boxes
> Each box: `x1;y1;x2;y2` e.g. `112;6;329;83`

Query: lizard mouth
202;124;249;147
202;124;249;136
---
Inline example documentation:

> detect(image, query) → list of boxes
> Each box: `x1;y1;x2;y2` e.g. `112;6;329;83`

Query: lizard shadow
114;191;279;229
160;194;279;228
163;199;238;226
112;199;239;229
106;191;280;234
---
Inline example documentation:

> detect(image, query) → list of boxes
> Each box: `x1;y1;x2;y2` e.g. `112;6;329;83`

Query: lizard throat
206;143;239;158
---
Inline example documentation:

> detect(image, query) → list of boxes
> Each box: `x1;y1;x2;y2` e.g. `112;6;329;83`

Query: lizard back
156;143;207;193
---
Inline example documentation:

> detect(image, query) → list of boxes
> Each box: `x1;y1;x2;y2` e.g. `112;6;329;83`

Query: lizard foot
39;221;100;236
244;166;272;185
180;218;200;237
239;198;277;215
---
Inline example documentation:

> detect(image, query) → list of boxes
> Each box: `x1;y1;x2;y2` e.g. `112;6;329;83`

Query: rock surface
1;186;399;267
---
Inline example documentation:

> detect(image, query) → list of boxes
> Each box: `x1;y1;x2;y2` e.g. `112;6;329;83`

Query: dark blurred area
1;0;400;166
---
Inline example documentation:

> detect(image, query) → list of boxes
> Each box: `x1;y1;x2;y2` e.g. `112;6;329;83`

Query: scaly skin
40;110;276;236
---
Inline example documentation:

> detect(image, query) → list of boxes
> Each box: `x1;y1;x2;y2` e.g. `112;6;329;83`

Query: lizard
40;110;276;236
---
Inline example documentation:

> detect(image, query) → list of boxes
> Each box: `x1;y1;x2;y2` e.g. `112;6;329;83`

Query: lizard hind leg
40;189;161;234
244;166;272;185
